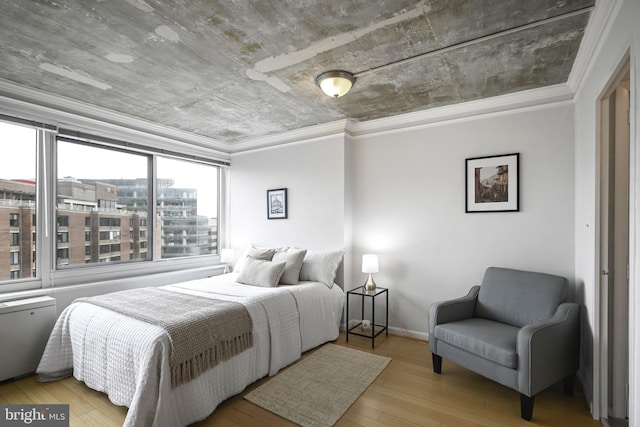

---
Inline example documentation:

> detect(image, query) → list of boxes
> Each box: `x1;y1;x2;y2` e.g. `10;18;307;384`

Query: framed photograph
267;188;287;219
465;153;519;213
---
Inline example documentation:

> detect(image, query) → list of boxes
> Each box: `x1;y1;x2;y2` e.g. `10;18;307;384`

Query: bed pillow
272;248;307;285
237;257;286;287
233;244;277;273
299;249;345;288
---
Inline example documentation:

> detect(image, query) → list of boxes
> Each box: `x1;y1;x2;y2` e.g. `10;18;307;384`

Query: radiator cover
0;296;56;381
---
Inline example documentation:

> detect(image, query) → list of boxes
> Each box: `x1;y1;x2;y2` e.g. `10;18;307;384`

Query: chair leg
563;373;576;395
432;354;442;374
520;394;534;421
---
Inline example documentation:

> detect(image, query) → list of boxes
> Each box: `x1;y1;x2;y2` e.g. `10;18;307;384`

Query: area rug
245;344;391;427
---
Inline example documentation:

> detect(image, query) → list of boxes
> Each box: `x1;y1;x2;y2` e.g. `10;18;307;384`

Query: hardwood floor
0;333;599;427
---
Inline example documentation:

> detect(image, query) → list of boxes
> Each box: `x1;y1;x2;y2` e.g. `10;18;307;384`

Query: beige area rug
245;344;391;427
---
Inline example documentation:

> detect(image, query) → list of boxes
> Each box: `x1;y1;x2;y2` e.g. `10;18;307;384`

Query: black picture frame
267;188;287;219
465;153;519;213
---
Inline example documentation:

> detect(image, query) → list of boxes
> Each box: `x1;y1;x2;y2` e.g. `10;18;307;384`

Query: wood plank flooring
0;333;599;426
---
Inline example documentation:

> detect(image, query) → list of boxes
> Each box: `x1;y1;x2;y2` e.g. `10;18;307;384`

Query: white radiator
0;296;56;381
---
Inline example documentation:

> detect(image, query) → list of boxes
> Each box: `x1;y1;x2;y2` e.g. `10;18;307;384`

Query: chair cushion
434;318;519;368
475;267;567;327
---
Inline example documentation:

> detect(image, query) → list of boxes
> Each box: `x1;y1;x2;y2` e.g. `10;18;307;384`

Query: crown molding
0;79;231;160
230;84;574;153
229;119;350;155
348;84;574;139
567;1;622;93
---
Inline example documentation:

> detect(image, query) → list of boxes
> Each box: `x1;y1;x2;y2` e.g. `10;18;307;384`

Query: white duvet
37;273;345;427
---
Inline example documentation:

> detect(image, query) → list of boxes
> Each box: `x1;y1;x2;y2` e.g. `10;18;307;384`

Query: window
1;119;224;293
57;140;149;268
0;122;36;285
157;157;218;259
56;248;69;260
99;217;121;227
99;230;121;240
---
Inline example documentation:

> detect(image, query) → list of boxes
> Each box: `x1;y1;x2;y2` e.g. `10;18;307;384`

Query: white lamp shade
362;254;379;274
220;248;234;263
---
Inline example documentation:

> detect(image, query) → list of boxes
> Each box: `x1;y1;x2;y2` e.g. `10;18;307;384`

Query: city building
0;176;217;280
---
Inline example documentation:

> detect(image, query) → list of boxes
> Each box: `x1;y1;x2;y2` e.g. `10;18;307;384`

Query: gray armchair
428;267;580;421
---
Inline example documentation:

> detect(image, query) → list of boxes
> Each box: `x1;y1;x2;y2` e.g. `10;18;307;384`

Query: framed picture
267;188;287;219
465;153;519;213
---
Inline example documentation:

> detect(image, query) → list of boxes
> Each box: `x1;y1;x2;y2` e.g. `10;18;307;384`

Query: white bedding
37;273;345;427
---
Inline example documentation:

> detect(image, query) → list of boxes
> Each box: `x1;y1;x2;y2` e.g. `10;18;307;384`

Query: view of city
0;122;219;283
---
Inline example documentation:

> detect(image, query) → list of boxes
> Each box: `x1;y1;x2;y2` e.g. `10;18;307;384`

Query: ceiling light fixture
316;70;356;98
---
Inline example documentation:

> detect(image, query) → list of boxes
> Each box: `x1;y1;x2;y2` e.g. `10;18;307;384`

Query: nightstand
346;286;388;348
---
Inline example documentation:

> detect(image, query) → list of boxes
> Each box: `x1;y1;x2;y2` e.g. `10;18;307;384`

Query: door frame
594;53;632;422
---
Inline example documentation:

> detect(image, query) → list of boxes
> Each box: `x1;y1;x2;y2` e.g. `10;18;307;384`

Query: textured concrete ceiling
0;0;594;144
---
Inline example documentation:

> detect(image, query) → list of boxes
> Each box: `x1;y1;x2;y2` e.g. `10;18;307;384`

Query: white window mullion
39;130;55;288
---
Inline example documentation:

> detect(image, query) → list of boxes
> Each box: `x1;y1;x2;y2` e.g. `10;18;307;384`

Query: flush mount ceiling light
315;70;356;98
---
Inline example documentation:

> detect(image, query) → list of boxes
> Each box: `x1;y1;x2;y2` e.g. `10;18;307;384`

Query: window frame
0;117;227;293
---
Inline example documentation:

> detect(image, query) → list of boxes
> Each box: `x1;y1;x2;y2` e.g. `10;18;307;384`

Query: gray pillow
299;249;345;288
237;257;286;287
272;248;307;285
234;245;277;273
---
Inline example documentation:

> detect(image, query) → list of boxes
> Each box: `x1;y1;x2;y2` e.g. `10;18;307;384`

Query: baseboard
388;327;429;342
339;324;429;342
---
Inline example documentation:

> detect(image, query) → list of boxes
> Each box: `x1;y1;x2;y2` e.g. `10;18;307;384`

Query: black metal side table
346;286;388;348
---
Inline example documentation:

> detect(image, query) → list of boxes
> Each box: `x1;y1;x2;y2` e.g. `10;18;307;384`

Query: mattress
37;273;345;426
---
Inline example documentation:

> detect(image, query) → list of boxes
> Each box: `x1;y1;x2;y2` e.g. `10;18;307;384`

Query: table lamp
362;254;379;291
220;249;234;274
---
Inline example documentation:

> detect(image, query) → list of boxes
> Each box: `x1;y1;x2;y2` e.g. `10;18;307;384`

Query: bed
37;247;345;427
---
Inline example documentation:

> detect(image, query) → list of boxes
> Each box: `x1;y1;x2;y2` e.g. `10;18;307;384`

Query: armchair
428;267;580;421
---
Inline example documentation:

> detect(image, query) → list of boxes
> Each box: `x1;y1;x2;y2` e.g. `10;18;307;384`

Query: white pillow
299;249;345;288
237;257;286;287
272;248;307;285
233;244;277;273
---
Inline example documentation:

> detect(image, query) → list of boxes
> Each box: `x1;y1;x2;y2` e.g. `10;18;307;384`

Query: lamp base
364;274;376;291
223;264;231;274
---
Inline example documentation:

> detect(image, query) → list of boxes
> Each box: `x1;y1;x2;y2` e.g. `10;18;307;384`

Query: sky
0;122;218;217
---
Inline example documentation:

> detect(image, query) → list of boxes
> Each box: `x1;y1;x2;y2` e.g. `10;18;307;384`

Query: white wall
349;103;576;337
573;0;639;420
229;136;348;283
229;102;576;340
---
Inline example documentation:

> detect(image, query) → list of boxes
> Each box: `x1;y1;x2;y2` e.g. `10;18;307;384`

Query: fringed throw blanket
77;287;253;388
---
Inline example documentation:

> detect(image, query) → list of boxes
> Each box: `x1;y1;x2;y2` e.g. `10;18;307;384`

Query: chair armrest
429;286;480;337
516;303;580;396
